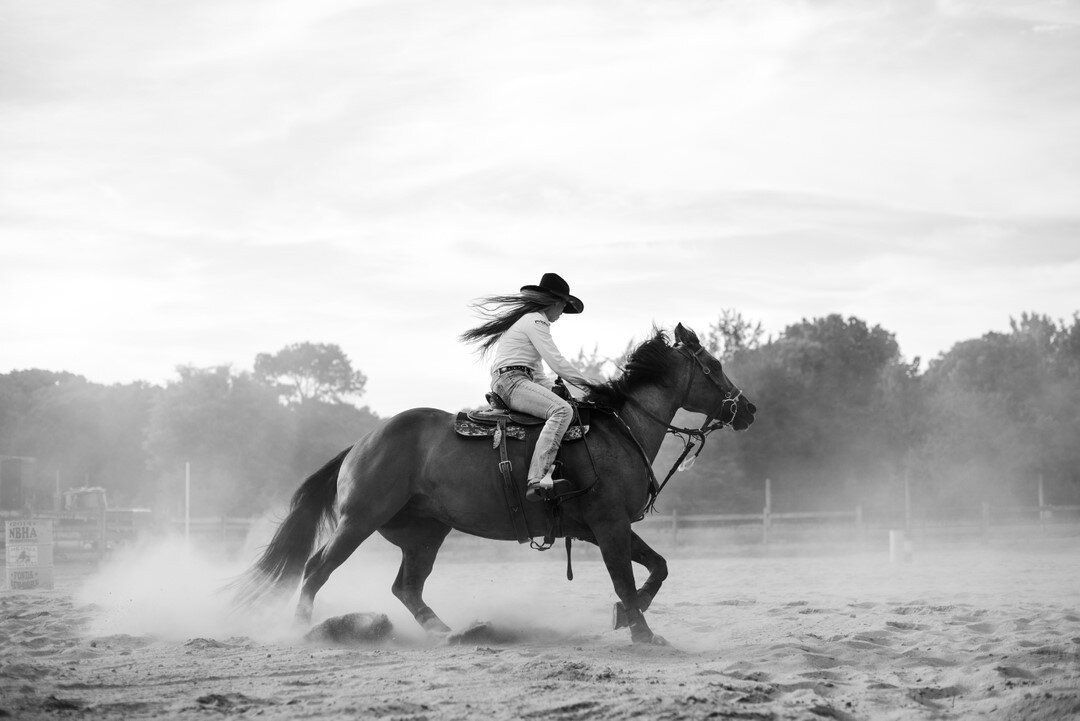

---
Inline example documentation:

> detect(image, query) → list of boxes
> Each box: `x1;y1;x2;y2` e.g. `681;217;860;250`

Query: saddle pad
467;408;545;426
454;413;588;442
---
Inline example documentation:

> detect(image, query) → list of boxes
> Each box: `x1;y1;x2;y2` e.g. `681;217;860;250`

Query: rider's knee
549;398;573;422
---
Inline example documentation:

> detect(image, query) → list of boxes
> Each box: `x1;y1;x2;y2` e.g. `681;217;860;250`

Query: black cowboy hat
521;272;583;314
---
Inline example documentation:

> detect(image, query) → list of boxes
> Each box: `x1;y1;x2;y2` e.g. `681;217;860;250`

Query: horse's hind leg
381;518;453;635
294;514;378;624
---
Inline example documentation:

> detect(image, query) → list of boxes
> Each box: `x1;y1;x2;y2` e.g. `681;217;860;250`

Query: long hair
460;291;555;355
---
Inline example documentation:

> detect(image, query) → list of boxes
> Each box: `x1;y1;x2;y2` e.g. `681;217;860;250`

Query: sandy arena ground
2;531;1079;720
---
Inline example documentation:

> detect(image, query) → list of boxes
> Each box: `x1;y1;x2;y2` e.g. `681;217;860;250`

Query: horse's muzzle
731;397;756;431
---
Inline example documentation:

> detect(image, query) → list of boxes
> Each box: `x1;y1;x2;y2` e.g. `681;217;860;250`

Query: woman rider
461;273;600;502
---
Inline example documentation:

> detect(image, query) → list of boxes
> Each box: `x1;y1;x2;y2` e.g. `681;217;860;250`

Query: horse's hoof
629;622;655;645
630;631;668;646
612;602;629;630
427;628;451;646
423;619;451;635
425;624;451;645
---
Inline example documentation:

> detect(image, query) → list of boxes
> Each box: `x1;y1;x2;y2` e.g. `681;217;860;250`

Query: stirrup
525;474;571;503
525;478;553;503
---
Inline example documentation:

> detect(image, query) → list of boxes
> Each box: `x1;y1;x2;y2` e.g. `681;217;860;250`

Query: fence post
671;509;679;547
763;478;772;546
1038;474;1049;531
904;471;912;533
184;461;191;546
99;505;108;562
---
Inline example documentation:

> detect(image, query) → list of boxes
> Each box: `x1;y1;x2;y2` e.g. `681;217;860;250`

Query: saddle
453;392;592;545
454;393;590;442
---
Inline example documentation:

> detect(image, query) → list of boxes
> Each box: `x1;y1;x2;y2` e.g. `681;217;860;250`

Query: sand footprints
689;589;1080;719
2;549;1078;719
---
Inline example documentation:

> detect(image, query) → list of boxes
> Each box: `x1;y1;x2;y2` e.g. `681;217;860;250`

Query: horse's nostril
746;402;757;415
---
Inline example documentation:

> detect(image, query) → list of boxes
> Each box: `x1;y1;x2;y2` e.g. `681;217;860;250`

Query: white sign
7;567;54;590
6;519;53;545
6;519;55;590
6;543;53;568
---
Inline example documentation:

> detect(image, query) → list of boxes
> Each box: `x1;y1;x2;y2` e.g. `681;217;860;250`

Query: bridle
673;344;742;431
623;344;742;436
612;343;744;513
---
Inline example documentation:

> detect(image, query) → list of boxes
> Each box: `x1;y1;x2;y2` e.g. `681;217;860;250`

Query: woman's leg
497;377;573;482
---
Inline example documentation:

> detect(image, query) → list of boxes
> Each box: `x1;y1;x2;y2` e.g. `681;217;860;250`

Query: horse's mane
584;328;675;407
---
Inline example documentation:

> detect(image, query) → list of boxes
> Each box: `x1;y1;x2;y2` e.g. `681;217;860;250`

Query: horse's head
672;323;756;431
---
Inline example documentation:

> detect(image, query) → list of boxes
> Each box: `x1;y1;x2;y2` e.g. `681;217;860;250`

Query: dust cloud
72;517;605;646
75;535;288;642
5;518;1078;720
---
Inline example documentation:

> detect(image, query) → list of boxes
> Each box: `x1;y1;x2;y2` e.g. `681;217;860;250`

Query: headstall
615;344;743;513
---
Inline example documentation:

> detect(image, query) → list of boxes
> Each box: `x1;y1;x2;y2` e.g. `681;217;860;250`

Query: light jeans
491;370;573;482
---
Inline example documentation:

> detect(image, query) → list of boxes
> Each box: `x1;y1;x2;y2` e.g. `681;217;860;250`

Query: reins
617;344;743;515
545;341;743;576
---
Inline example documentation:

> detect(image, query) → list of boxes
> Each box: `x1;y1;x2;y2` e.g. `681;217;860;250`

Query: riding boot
525;465;572;503
525;470;556;502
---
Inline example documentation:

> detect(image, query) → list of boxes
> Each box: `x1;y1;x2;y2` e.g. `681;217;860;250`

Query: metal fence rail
632;501;1080;547
11;502;1077;558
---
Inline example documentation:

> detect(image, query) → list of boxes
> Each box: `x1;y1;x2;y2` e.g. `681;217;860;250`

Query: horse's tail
229;446;352;609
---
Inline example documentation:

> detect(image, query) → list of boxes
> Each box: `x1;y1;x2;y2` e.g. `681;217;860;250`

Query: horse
232;323;756;644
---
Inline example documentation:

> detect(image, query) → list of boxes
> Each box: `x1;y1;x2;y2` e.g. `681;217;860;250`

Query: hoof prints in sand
3;551;1080;720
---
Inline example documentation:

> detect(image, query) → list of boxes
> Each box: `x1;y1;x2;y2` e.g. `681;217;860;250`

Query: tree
568;343;633;382
145;365;293;515
290;399;381;475
254;342;367;405
920;312;1080;506
569;345;607;379
704;310;764;362
0;371;156;507
715;314;911;513
0;370;84;454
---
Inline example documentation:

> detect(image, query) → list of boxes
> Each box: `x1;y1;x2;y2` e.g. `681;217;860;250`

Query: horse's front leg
613;530;669;630
592;520;666;645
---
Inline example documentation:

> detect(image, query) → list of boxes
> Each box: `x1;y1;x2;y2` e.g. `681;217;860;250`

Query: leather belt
496;365;533;375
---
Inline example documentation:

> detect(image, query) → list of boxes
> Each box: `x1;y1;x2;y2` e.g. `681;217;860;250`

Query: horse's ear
674;323;700;348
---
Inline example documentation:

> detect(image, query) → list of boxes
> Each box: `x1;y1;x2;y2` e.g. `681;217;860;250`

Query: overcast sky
2;0;1078;416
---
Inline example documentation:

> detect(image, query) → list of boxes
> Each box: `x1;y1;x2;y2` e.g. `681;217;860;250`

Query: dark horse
233;324;755;644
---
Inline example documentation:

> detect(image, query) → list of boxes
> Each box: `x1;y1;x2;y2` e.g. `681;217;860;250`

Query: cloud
2;0;1079;413
7;0;1080;228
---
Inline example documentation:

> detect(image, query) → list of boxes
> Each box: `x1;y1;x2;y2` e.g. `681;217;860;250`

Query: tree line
0;343;378;517
2;312;1078;519
651;310;1080;520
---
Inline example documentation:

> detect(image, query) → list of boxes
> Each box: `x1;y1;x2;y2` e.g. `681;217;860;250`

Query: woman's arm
524;316;596;389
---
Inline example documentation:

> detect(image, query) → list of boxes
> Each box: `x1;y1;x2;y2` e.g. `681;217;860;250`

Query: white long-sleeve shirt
490;312;594;390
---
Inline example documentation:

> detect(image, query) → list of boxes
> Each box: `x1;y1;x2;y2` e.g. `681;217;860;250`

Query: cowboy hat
521;272;583;314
